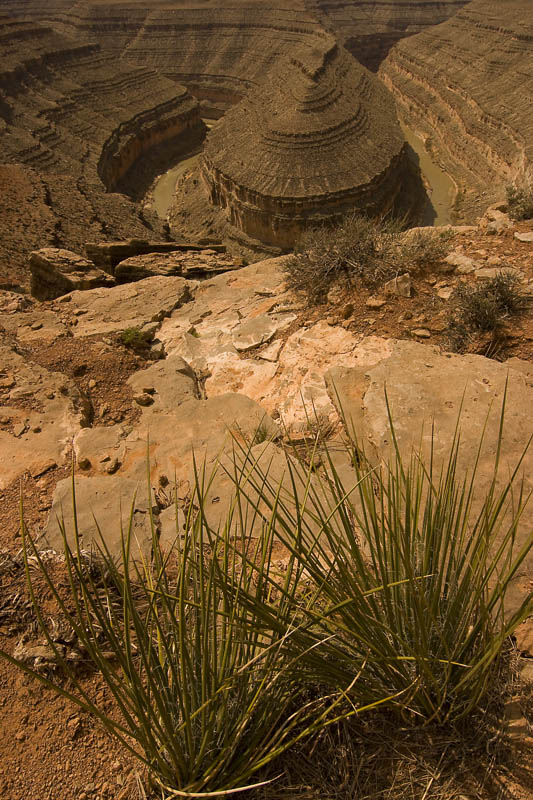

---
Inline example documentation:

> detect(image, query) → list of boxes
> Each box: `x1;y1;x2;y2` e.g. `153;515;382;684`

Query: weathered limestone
30;248;115;300
0;344;90;489
66;276;194;338
114;251;238;283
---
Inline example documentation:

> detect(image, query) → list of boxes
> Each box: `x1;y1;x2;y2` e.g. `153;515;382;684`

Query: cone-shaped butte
200;38;415;249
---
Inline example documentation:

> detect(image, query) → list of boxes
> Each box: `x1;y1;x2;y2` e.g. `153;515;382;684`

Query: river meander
151;119;457;227
401;123;456;226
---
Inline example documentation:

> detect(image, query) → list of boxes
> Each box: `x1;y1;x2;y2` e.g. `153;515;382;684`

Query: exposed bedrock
305;0;469;70
380;0;533;219
0;18;204;191
187;40;422;250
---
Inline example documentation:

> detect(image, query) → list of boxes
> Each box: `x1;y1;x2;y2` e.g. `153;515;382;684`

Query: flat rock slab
115;251;239;282
30;248;115;301
0;309;66;343
67;276;193;337
232;314;281;351
0;344;90;488
127;355;199;413
514;232;533;243
44;476;156;562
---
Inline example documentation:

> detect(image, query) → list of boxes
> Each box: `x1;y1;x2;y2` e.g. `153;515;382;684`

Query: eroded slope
380;0;533;218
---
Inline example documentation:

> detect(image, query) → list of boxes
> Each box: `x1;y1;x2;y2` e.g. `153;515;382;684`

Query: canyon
1;1;531;258
0;3;532;799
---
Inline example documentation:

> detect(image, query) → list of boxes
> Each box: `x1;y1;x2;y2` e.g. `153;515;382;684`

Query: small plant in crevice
119;326;152;353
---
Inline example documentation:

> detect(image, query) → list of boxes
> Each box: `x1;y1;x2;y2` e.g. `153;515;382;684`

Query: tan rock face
30;248;115;300
0;344;90;489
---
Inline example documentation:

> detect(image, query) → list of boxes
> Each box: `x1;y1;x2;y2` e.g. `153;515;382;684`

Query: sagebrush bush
506;177;533;221
449;272;526;336
286;214;452;303
285;214;400;303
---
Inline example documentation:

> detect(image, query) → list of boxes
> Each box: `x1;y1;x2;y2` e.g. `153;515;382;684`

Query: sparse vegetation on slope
507;176;533;221
446;272;527;353
2;402;532;796
285;214;452;303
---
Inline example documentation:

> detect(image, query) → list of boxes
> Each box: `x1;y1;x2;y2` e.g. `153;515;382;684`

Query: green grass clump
2;471;375;797
1;398;531;794
119;326;152;352
222;397;533;724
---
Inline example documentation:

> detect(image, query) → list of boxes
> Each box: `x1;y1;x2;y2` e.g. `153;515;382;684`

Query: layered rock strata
193;40;417;249
306;0;469;70
0;18;203;190
20;2;328;115
380;0;533;218
30;248;115;300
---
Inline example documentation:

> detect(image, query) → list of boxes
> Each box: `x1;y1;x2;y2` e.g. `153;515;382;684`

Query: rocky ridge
176;39;421;248
380;0;533;218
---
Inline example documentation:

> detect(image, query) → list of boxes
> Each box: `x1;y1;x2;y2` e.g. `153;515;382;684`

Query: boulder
30;248;115;301
67;276;194;338
115;250;238;283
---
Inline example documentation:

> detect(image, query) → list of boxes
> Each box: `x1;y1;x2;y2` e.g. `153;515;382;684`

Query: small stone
143;386;156;395
342;303;354;319
412;328;431;339
366;296;387;309
30;321;43;331
13;423;26;438
100;403;110;415
134;393;154;407
88;379;97;390
15;732;25;742
32;425;42;434
514;231;533;243
437;287;454;300
384;273;411;297
78;457;91;470
159;474;169;487
106;458;121;475
30;460;57;478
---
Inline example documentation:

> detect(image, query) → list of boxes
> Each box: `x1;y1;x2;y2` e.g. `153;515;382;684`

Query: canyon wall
380;0;533;218
194;40;419;249
306;0;469;70
0;18;203;190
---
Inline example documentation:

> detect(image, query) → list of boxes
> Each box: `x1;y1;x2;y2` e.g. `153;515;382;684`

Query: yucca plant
218;395;533;724
0;463;385;798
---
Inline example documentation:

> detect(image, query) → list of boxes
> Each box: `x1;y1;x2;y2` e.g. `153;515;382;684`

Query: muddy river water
151;119;457;227
401;123;456;226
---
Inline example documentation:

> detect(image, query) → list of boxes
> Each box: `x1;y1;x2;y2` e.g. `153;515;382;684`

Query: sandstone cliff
380;0;533;219
305;0;469;70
